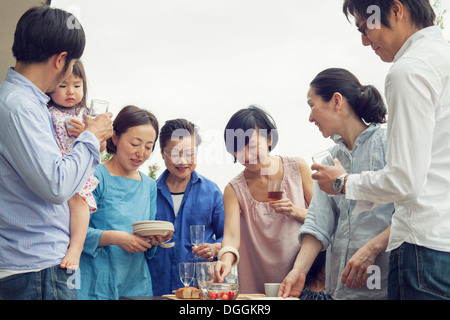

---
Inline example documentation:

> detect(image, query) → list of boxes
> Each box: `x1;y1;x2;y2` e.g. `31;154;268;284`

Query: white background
52;0;450;191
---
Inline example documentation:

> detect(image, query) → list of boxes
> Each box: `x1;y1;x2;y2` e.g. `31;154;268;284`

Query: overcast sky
52;0;450;190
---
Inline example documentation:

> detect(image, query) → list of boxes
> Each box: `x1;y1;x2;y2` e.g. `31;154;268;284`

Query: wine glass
190;225;205;260
89;99;109;116
179;262;195;287
196;262;215;299
265;179;283;215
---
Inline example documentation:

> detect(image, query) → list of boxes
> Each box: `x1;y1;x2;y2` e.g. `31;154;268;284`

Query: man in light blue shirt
0;6;112;300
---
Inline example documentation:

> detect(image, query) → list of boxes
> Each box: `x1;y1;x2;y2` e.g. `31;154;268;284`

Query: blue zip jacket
148;169;225;295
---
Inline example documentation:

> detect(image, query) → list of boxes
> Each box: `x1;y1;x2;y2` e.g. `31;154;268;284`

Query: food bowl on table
206;283;240;300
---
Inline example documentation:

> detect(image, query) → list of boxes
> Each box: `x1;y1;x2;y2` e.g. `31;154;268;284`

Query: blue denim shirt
300;124;394;300
0;68;100;271
148;170;225;295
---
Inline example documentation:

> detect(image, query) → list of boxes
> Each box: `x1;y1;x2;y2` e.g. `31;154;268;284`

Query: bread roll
175;287;201;299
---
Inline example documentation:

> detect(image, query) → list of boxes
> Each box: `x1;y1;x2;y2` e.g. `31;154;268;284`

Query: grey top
300;124;394;300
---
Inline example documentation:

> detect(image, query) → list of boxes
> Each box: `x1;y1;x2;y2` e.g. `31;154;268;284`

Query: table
120;296;169;300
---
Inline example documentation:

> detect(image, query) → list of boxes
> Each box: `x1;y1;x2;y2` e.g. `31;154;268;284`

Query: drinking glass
89;99;109;116
223;265;239;284
190;225;205;260
196;262;215;299
179;262;195;287
312;150;334;197
268;179;283;202
312;150;333;166
265;179;283;215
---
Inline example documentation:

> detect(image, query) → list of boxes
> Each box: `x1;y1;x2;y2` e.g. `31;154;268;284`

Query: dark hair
310;68;387;124
71;60;87;112
159;119;202;151
305;251;326;285
343;0;436;29
224;105;279;161
106;105;159;154
12;5;85;63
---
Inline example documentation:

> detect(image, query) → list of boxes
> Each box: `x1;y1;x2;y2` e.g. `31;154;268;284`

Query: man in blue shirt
0;6;112;299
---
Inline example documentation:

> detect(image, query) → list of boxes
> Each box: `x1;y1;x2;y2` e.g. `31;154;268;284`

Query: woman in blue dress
78;105;169;300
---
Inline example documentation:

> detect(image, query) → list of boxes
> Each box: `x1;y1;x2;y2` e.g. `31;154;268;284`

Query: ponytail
310;68;387;124
356;85;387;124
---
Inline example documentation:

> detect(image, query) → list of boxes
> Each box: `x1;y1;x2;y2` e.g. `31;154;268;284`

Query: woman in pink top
215;105;314;294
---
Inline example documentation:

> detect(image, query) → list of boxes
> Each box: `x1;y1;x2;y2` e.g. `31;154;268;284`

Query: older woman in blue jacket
148;119;225;296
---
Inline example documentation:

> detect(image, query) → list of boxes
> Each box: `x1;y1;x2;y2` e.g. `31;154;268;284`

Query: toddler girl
48;60;105;270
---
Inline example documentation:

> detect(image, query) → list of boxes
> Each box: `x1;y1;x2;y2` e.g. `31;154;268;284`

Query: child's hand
67;118;85;137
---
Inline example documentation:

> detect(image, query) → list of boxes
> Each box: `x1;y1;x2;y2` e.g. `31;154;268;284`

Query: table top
120;293;270;300
120;296;170;300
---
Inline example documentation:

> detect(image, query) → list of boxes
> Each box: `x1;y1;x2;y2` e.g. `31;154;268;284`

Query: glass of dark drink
266;179;283;215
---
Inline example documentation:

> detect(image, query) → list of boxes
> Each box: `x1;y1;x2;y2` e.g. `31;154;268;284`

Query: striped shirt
0;67;100;272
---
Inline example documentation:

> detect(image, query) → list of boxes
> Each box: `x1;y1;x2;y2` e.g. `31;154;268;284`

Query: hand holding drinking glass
265;179;283;215
312;150;335;197
312;150;334;168
190;225;205;260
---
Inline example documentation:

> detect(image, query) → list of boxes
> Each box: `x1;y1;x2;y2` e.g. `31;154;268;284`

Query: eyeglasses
163;148;197;162
357;21;368;36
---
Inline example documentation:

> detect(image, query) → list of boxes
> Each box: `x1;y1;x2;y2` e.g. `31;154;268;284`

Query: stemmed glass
179;262;195;287
190;225;205;260
196;262;215;299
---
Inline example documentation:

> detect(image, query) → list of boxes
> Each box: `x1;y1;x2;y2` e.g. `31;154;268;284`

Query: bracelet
218;246;240;268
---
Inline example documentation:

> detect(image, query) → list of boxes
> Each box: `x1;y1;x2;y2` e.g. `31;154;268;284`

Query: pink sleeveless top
229;156;307;294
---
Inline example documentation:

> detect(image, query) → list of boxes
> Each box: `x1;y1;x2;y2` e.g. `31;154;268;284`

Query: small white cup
264;283;281;297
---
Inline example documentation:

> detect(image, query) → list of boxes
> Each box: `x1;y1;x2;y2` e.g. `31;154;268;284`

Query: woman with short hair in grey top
279;68;394;300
